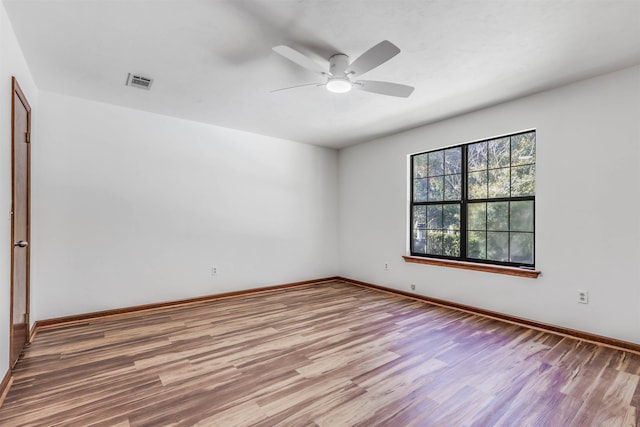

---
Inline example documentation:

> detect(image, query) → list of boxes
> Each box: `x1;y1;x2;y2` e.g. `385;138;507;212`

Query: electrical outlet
384;262;389;271
211;266;218;276
577;290;588;304
411;284;416;291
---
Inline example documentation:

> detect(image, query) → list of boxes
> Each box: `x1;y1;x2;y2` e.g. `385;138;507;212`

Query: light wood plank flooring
1;281;639;426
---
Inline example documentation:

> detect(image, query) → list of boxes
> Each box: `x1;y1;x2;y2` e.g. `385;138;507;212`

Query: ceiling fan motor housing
329;54;350;76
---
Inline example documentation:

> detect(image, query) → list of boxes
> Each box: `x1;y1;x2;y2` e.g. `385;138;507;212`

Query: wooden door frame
10;76;31;368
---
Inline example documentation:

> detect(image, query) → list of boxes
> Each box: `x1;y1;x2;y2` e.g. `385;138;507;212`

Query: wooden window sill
403;256;541;278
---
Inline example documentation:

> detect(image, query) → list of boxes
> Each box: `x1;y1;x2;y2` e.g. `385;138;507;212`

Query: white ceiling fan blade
272;46;328;75
270;83;324;93
356;80;415;98
348;40;400;77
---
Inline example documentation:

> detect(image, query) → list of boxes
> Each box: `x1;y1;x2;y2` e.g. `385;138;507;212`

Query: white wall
31;92;338;320
339;65;640;344
0;2;38;371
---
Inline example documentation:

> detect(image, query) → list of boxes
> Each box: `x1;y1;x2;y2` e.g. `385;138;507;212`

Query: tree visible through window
411;131;535;267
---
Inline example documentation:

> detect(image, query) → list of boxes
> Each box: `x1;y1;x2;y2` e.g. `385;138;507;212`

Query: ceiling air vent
125;73;153;90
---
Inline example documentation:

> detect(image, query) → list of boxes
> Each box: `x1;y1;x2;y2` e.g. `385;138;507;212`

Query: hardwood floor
1;281;638;426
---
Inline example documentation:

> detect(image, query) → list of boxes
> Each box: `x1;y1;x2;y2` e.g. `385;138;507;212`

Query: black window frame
410;130;536;268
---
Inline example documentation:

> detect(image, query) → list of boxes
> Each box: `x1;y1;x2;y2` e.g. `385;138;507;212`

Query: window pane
443;231;460;257
510;201;534;232
427;231;444;255
488;168;510;198
444;174;461;200
510;232;534;264
428;176;444;201
412;239;426;254
487;232;509;262
467;231;486;259
487;202;508;231
427;205;443;230
468;142;487;171
511;164;535;197
444;147;462;174
468;171;487;199
428;151;444;176
411;206;427;253
412;205;426;253
468;203;486;231
443;204;460;230
413;178;428;202
488;138;510;168
511;132;536;166
413;154;428;178
413;205;426;227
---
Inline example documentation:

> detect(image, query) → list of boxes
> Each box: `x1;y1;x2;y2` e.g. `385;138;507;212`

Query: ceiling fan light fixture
326;78;352;94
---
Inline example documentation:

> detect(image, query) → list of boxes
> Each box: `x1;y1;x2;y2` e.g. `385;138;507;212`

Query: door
10;77;31;369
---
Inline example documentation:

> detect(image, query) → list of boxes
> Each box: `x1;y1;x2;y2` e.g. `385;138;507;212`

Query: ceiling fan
271;40;415;98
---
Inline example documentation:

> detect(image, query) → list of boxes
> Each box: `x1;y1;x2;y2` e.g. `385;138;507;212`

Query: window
410;130;535;268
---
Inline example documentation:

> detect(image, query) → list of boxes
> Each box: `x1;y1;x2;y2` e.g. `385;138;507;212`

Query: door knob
14;240;28;248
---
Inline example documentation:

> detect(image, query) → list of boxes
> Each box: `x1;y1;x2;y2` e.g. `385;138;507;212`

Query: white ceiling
5;0;640;149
